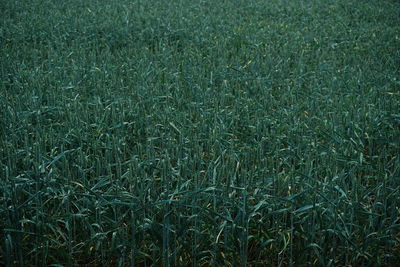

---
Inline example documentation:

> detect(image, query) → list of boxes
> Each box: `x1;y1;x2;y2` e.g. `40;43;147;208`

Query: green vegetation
1;0;399;265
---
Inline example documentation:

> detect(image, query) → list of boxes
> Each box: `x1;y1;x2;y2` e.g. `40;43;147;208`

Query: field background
1;0;399;266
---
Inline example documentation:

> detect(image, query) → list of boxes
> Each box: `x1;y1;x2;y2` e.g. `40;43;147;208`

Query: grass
1;0;399;265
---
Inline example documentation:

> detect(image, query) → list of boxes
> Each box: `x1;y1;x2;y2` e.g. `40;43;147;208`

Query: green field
1;0;399;265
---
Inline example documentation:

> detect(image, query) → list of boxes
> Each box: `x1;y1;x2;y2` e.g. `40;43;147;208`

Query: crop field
1;0;399;266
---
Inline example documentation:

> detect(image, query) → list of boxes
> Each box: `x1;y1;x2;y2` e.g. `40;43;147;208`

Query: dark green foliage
1;0;399;266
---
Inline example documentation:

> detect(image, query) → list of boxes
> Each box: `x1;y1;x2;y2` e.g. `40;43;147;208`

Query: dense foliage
1;0;399;265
